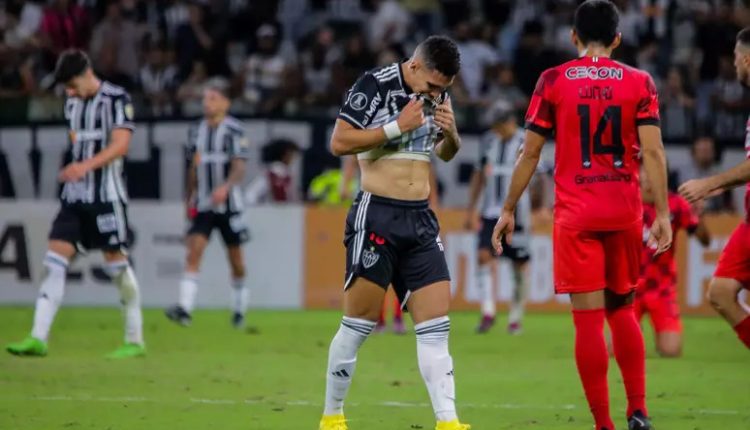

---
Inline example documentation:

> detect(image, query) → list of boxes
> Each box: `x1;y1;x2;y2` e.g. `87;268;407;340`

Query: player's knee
230;259;245;278
657;341;682;358
707;279;738;311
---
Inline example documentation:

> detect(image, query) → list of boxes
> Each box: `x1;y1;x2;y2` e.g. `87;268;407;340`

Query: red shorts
715;222;750;289
553;223;641;295
635;286;683;333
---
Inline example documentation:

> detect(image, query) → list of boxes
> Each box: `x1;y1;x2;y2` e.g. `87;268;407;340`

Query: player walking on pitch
165;78;251;328
679;27;750;350
465;100;532;334
319;36;469;430
492;2;671;429
6;50;145;359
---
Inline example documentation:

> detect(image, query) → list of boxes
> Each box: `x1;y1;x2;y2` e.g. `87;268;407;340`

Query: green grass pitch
0;308;748;429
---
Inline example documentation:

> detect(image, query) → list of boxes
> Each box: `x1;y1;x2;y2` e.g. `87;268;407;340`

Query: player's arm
680;160;750;203
464;145;488;229
59;130;132;182
212;131;249;204
434;96;461;161
640;125;672;254
691;216;711;247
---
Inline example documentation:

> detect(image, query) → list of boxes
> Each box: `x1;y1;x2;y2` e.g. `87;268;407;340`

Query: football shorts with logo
553;222;642;295
49;202;132;251
478;217;530;263
343;192;450;306
188;210;249;246
714;222;750;289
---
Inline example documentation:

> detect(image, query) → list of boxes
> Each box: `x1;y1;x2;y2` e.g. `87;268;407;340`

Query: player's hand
434;97;458;139
58;162;89;182
678;178;714;204
396;98;425;133
647;215;673;256
491;209;515;255
211;184;230;205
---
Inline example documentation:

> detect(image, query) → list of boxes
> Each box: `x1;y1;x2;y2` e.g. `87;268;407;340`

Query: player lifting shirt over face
319;36;469;430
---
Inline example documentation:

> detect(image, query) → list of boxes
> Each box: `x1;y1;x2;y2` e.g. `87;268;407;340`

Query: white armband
383;121;402;140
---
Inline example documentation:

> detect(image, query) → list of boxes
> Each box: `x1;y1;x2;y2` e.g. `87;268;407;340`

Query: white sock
509;266;527;324
231;277;249;315
478;264;495;317
31;251;69;342
107;261;144;345
415;316;458;422
323;316;376;416
179;272;199;313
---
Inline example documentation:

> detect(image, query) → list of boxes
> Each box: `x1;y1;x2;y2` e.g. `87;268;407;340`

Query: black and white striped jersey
61;81;134;205
477;128;531;232
187;116;249;213
338;62;447;162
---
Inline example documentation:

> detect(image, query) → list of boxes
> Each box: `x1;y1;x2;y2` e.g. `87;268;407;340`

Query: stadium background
0;0;747;313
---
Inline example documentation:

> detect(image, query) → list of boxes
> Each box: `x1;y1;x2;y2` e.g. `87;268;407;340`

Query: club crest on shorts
362;248;380;269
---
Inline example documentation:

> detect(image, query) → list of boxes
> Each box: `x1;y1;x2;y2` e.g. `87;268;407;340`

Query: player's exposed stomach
358;158;432;201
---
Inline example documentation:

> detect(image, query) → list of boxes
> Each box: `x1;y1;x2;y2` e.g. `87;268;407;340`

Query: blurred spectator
245;139;301;205
90;2;144;89
331;32;374;104
452;22;498;105
660;66;695;141
483;63;527;111
712;55;750;140
403;0;441;39
175;3;215;80
513;20;559;97
176;61;208;116
240;24;290;114
675;136;736;213
3;0;43;50
439;0;471;29
368;0;411;52
139;45;178;117
163;0;189;42
38;0;90;70
0;45;34;97
300;26;338;108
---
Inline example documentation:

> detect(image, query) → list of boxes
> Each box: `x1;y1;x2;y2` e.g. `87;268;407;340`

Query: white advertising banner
0;201;304;309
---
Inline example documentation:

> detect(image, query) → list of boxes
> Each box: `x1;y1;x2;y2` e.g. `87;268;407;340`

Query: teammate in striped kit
679;27;750;350
465;100;532;334
319;36;469;430
6;50;145;359
165;78;251;329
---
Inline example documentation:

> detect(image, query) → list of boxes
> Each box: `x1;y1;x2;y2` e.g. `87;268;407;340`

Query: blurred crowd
0;0;746;214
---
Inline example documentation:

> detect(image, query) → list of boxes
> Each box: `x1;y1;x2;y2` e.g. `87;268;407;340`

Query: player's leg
7;204;81;356
476;218;497;333
166;232;209;325
508;259;529;334
603;225;652;429
218;211;251;327
392;295;405;334
650;289;683;358
226;245;249;328
708;277;750;348
102;249;145;358
710;223;750;348
555;224;614;430
322;278;384;424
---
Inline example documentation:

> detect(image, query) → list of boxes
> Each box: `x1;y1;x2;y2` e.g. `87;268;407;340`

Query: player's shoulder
368;63;401;85
610;60;655;85
100;81;131;99
223;116;245;134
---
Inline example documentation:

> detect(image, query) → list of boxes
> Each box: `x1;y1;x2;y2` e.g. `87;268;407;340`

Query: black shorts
344;192;450;306
49;201;131;252
188;211;249;246
478;217;531;263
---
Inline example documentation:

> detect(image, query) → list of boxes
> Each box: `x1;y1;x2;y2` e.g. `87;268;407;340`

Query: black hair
418;35;461;77
262;139;300;164
574;0;620;46
737;27;750;46
54;49;91;84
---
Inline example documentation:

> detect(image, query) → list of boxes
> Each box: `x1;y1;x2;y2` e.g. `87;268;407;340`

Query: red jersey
526;56;660;231
639;193;699;293
745;115;750;221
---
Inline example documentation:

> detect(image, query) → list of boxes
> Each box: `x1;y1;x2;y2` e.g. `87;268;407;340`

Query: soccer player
319;36;469;430
6;50;145;359
164;78;251;328
637;169;710;357
492;2;671;429
679;27;750;350
465;100;531;334
375;296;405;334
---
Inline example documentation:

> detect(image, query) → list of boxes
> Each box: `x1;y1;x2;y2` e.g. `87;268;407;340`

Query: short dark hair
418;35;461;77
737;27;750;47
54;49;91;84
574;0;620;46
203;77;231;99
